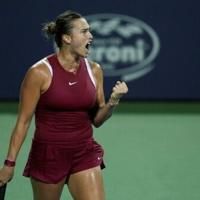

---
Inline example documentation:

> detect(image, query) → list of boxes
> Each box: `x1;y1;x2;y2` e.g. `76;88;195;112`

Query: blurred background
0;0;200;199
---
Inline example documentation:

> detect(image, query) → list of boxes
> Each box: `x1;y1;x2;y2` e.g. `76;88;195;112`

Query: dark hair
42;10;82;48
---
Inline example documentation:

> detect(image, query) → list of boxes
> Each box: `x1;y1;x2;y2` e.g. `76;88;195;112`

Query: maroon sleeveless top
33;54;96;146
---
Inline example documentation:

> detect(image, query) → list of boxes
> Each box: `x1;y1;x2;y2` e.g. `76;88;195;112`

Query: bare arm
91;62;128;127
6;67;43;161
0;63;49;185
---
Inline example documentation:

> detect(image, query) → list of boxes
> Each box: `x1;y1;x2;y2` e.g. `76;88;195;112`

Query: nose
88;31;93;40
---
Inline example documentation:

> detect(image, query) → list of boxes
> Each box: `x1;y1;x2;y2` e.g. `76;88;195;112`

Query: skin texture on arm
0;63;49;185
6;66;43;161
90;62;128;128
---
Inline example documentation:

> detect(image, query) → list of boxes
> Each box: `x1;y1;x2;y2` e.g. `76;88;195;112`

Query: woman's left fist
111;81;128;100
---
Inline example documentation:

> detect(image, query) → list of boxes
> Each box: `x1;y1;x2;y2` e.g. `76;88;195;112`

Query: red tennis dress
23;54;105;183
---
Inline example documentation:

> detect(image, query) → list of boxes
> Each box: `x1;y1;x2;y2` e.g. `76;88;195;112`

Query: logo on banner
86;14;160;81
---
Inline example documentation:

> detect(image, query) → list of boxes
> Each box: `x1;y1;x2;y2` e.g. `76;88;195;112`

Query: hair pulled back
42;10;82;48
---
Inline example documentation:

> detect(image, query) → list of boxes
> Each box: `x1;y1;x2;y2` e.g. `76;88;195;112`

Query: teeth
85;41;92;49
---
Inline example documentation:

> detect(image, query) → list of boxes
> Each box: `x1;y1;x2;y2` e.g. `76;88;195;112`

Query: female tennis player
0;10;128;200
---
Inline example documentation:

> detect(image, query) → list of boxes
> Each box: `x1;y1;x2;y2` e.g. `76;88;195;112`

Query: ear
62;34;71;44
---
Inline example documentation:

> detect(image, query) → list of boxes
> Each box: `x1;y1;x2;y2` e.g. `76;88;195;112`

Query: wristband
4;159;16;167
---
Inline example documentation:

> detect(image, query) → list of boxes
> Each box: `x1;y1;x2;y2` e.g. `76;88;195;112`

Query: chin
79;53;87;58
83;52;89;58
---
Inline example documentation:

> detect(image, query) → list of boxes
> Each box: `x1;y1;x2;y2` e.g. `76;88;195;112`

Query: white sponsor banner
86;13;160;82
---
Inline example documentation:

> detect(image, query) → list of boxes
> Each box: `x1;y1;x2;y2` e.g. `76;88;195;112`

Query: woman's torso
34;54;97;146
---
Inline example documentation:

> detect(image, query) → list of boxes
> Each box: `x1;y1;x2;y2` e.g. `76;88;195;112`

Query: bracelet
108;97;120;107
4;159;16;167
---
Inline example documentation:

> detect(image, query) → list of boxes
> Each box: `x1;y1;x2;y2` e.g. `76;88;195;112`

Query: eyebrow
81;27;91;31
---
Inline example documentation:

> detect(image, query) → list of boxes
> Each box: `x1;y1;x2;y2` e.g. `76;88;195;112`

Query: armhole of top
41;58;53;76
84;58;96;88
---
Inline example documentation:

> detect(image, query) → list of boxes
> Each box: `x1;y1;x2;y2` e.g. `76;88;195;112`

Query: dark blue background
0;1;199;100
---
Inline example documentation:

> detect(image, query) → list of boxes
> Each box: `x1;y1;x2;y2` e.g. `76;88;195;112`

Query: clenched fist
109;81;128;106
0;166;14;187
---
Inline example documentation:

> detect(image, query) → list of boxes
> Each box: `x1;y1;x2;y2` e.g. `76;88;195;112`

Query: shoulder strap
84;58;96;88
41;58;53;76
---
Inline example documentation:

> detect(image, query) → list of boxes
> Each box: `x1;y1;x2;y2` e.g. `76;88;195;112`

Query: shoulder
29;59;51;78
88;60;103;79
24;58;51;85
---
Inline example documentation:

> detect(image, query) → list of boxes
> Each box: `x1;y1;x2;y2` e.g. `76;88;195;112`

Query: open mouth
85;42;92;50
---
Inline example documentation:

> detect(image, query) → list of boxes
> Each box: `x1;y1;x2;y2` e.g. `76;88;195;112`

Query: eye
82;28;91;34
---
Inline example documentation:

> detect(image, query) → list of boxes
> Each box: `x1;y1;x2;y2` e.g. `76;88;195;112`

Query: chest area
40;64;96;111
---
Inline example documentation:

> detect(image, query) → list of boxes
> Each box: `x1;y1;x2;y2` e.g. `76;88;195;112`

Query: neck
57;49;81;71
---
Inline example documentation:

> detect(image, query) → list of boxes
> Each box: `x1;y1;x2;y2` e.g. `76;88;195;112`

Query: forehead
72;18;90;29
